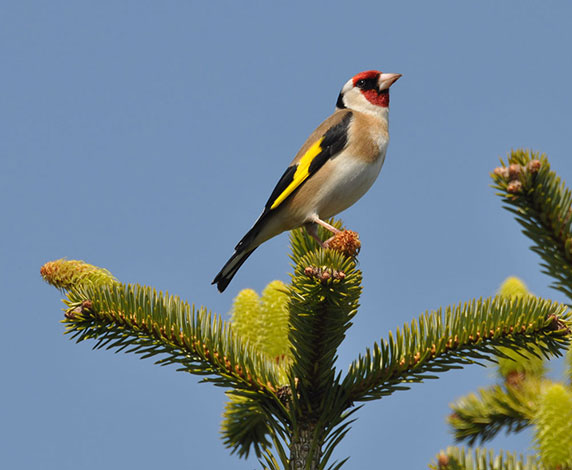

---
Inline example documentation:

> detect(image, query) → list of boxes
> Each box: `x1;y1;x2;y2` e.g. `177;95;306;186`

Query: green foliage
495;346;546;381
288;245;361;411
222;393;273;459
446;278;555;447
534;383;572;469
491;150;572;301
448;383;538;445
430;447;541;470
344;296;569;402
62;282;283;394
288;218;344;262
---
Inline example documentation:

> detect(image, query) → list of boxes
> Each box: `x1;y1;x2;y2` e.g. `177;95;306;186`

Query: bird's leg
311;216;341;235
305;222;326;247
306;217;341;247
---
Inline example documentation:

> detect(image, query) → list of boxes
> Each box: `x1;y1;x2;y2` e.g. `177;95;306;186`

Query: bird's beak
378;73;402;90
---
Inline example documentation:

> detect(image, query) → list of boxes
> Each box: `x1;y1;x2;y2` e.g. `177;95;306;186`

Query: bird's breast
294;143;387;222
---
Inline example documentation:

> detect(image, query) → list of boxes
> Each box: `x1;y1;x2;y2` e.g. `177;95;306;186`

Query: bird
212;70;401;292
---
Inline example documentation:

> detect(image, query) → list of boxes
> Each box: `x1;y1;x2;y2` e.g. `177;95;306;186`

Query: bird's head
336;70;401;115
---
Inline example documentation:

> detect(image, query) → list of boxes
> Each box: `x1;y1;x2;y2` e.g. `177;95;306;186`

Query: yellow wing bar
270;137;324;210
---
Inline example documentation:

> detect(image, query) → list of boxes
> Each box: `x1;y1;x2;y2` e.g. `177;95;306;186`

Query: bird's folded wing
263;110;353;212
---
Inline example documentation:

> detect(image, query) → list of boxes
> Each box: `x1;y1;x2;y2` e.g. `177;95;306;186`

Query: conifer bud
534;384;572;468
229;288;260;348
508;164;522;179
40;259;116;290
527;159;541;173
229;281;291;360
499;277;528;298
507;180;522;194
493;166;509;179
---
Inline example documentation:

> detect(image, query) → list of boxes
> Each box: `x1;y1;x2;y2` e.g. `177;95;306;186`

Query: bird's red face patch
352;70;389;107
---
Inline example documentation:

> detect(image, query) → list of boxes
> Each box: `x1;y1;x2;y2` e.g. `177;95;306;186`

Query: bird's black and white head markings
336;70;401;115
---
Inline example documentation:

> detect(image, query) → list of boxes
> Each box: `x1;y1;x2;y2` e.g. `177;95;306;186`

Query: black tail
212;246;257;293
213;210;273;292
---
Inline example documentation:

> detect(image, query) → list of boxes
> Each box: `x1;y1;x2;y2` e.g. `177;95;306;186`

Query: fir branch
344;296;571;402
63;282;283;394
430;447;541;470
221;393;273;459
288;248;361;414
491;150;572;301
448;383;538;445
288;220;362;421
495;345;546;382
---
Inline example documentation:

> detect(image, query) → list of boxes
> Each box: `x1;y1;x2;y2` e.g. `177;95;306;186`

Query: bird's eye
356;78;377;90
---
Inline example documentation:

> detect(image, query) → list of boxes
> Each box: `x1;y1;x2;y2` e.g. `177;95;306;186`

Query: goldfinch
213;70;401;292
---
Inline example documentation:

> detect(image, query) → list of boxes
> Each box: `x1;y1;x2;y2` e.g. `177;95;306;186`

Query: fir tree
41;152;572;469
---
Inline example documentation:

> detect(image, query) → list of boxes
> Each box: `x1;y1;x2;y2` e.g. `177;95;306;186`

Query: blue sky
2;1;572;468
